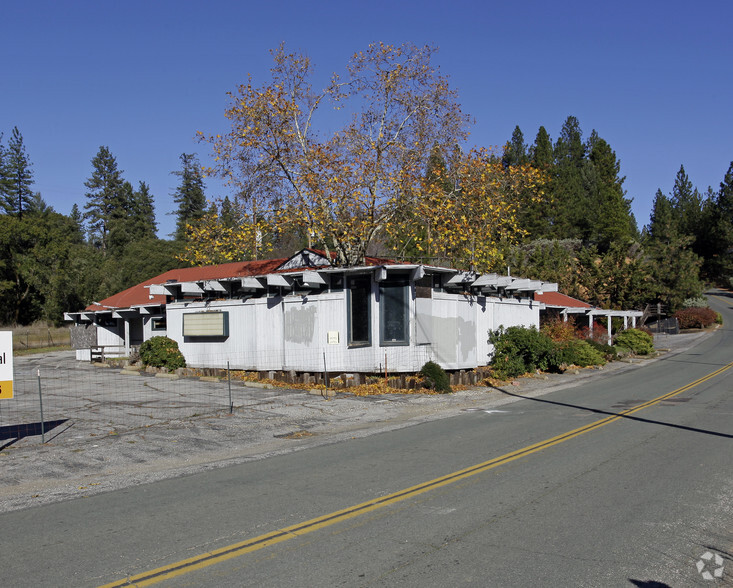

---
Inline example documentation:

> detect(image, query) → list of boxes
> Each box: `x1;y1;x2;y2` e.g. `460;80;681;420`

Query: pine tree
70;203;85;240
670;165;703;240
131;181;157;239
550;116;589;240
219;196;237;230
172;153;206;241
704;162;733;280
83;146;126;251
502;126;528;167
587;134;635;249
106;181;136;254
529;126;553;169
647;189;677;243
554;116;585;166
2;127;35;217
645;188;703;310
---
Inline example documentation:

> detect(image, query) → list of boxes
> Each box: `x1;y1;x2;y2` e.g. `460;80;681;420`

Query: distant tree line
498;117;733;313
0;129;209;325
0;110;730;326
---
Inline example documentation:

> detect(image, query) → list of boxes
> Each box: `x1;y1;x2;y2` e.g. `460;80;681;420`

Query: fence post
323;351;329;390
37;368;45;444
227;361;233;414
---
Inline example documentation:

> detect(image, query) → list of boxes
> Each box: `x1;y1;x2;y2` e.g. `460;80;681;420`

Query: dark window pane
380;283;409;345
348;276;371;345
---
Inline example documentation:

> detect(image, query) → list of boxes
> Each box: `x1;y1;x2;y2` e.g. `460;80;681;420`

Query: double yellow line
102;359;733;587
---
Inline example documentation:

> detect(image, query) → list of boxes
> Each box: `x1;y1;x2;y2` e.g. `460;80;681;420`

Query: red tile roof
534;291;592;309
83;248;401;312
86;258;287;311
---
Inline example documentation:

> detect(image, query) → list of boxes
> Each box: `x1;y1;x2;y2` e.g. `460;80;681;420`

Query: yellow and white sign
0;331;13;399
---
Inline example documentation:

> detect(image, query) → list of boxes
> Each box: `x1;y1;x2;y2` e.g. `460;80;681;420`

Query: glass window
347;275;371;346
380;282;409;346
151;317;167;331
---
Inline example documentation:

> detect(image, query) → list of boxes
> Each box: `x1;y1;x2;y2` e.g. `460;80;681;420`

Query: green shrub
419;361;452;393
139;336;186;370
682;296;709;308
674;307;718;329
585;339;618;361
489;326;555;379
613;328;654;355
715;312;723;325
552;339;606;368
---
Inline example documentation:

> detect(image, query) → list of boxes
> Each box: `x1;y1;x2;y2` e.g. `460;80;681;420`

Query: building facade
65;250;556;374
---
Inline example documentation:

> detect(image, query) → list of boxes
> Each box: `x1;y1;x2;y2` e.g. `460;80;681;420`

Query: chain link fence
0;351;304;448
9;325;71;351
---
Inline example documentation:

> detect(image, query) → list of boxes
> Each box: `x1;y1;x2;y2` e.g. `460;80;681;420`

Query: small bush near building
139;336;186;370
540;318;576;342
674;307;719;329
613;328;654;355
489;326;555;379
419;361;452;393
576;321;611;344
585;339;618;361
552;339;606;368
490;326;607;379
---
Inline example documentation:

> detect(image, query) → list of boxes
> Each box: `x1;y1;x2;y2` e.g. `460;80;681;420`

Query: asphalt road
2;297;733;587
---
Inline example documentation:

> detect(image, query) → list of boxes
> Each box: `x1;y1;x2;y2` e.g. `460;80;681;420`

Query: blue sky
3;0;732;238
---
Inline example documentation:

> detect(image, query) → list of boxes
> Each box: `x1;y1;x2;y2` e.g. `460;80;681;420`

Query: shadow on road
0;419;70;450
491;386;733;440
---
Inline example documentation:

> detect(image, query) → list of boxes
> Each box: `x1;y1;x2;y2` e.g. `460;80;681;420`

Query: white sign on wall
0;331;13;399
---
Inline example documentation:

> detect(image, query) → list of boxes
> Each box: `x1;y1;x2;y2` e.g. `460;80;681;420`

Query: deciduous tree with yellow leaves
176;200;272;266
194;42;470;266
387;147;547;273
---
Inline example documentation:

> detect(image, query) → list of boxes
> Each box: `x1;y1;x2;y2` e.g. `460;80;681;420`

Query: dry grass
5;324;71;350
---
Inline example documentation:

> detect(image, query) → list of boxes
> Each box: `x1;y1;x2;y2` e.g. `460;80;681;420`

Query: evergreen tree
504;239;582;296
0;211;85;323
83;146;126;251
577;241;652;309
502;126;528;168
645;188;703;310
0;133;6;203
131;181;157;239
172;153;206;241
670;165;703;240
647;189;677;243
103;180;156;254
2;127;35;217
704;162;733;281
106;180;136;254
554;116;585;166
70;203;85;241
27;192;52;215
550;116;589;240
529;126;553;169
587;134;635;249
219;196;237;230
